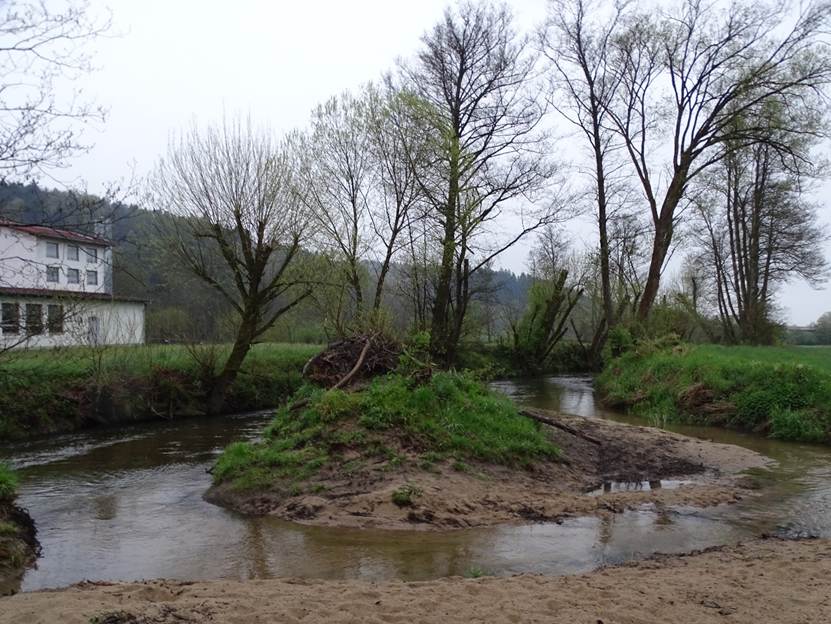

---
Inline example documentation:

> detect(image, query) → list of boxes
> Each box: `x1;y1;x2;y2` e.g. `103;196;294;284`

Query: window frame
46;241;59;259
47;304;64;334
67;268;80;284
1;303;20;335
85;247;98;263
25;303;43;336
86;269;98;286
67;245;80;261
46;266;60;283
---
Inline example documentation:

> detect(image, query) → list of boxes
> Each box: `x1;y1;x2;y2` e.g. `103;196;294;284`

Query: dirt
1;537;827;623
206;409;767;530
0;503;38;596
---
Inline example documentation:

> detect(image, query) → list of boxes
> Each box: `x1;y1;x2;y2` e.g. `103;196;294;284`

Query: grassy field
212;372;559;493
598;344;831;443
0;342;321;440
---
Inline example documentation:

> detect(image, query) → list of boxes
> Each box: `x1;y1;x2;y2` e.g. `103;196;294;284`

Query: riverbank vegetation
598;343;831;443
0;343;320;440
0;462;37;594
212;372;559;494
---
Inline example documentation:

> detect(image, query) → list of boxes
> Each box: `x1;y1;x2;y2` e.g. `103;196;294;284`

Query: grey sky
62;0;830;325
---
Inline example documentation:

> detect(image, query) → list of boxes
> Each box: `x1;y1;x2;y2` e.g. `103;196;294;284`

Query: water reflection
1;379;829;591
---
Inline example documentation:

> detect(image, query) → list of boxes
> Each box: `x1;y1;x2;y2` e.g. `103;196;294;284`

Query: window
46;266;60;283
86;270;98;286
85;247;98;263
1;303;19;335
68;245;79;261
26;304;43;335
47;304;64;334
46;242;59;259
67;268;80;284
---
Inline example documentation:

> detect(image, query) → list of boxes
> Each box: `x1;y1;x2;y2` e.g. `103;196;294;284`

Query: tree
0;0;109;181
690;113;828;344
510;226;584;370
539;0;630;339
150;118;312;414
405;1;561;366
815;311;831;344
606;0;831;322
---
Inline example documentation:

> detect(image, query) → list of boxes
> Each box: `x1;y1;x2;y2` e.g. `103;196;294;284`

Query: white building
0;219;145;349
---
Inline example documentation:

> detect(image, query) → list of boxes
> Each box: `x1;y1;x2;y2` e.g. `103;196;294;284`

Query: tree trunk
206;317;256;416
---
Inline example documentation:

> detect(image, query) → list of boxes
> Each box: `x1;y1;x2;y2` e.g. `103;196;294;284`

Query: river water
2;376;830;592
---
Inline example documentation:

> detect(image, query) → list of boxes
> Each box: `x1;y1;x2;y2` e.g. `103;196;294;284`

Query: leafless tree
0;0;110;181
606;0;831;322
150;117;312;415
404;0;563;366
539;0;631;337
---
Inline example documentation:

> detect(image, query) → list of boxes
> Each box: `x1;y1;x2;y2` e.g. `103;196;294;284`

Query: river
2;376;830;592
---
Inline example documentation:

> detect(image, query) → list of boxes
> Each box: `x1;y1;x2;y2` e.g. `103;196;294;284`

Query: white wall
0;226;112;295
0;298;145;350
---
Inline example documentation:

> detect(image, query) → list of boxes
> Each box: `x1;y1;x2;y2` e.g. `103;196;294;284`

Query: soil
206;409;767;530
1;537;827;623
0;503;38;596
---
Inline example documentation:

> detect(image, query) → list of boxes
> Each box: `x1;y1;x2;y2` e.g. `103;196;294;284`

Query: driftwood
301;333;401;389
520;408;603;446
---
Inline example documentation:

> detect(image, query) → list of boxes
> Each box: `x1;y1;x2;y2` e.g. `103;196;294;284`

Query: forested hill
0;182;534;342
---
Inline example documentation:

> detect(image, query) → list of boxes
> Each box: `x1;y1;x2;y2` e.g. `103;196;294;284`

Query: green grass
212;372;559;493
0;342;321;440
598;344;831;443
0;462;18;502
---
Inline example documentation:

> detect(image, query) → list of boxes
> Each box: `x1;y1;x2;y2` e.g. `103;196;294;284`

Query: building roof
0;218;113;247
0;286;147;304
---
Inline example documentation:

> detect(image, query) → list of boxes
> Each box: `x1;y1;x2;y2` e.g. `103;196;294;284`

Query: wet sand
1;538;827;623
207;410;768;530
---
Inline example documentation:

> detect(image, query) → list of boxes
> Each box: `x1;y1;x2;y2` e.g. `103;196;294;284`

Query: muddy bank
207;409;766;530
0;503;37;595
1;537;826;624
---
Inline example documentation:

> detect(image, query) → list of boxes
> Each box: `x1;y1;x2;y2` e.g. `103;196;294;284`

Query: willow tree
151;118;312;414
405;1;559;367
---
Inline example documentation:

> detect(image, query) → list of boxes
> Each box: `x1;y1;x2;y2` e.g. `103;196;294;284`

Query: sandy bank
1;538;827;623
207;409;767;530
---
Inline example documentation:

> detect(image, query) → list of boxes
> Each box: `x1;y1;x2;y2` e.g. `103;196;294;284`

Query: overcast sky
60;0;830;325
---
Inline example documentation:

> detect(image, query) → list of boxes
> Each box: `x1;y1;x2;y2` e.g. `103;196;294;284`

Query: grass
0;463;17;502
391;484;422;507
212;372;559;493
598;343;831;443
0;342;321;440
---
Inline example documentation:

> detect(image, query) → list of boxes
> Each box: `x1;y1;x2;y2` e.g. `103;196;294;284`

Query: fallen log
519;408;603;446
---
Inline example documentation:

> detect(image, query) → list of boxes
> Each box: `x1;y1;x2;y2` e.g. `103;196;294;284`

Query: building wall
0;297;145;350
0;227;112;295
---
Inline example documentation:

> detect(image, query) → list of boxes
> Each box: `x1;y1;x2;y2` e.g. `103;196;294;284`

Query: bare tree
539;0;630;337
606;0;831;322
295;93;373;325
150;118;312;415
0;0;109;181
404;0;561;366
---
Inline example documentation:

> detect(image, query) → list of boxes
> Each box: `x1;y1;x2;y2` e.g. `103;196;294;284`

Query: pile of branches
302;333;401;389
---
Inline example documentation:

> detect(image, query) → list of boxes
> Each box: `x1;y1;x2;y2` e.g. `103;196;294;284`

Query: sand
0;538;827;623
207;410;768;530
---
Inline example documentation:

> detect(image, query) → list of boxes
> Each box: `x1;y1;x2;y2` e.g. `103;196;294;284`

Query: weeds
0;463;18;502
391;484;422;507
